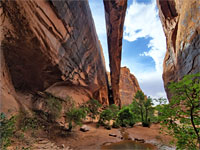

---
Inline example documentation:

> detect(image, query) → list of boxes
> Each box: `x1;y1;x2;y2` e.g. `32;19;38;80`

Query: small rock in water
135;138;145;143
80;125;90;132
127;137;132;140
109;133;117;137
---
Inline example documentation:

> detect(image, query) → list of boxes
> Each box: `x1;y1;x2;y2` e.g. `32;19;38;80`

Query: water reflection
101;140;156;150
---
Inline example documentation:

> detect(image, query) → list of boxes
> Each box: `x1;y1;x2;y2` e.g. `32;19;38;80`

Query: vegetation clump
158;73;200;149
19;113;39;132
65;107;87;132
98;104;119;128
82;99;102;121
0;113;16;150
115;106;135;127
131;91;153;127
46;94;62;121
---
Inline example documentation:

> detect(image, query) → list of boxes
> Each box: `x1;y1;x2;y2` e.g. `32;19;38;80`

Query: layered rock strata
0;0;109;114
119;67;141;106
157;0;200;99
103;0;127;106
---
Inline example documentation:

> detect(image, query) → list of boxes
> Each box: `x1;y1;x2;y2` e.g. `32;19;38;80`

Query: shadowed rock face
119;67;141;106
157;0;200;99
0;0;109;113
103;0;127;106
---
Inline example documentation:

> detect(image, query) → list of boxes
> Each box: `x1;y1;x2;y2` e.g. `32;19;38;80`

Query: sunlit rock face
119;67;141;106
157;0;200;99
103;0;128;106
0;0;109;113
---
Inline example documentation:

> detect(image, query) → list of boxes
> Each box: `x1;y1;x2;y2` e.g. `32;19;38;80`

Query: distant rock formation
157;0;200;99
103;0;127;106
0;0;109;114
119;67;141;106
107;67;142;106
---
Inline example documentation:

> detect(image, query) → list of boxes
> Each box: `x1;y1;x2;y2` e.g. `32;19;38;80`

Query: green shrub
112;121;120;128
98;104;119;127
65;107;87;131
20;114;39;132
46;95;62;121
98;109;113;126
82;99;101;121
115;107;135;127
108;104;119;119
0;113;16;150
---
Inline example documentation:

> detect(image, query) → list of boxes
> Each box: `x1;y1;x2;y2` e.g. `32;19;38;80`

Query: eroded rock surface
0;0;109;113
119;67;141;106
103;0;127;106
157;0;200;99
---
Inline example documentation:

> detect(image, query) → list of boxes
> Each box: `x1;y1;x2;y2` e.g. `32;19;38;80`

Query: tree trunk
140;108;143;122
145;108;148;123
190;106;200;149
68;121;72;132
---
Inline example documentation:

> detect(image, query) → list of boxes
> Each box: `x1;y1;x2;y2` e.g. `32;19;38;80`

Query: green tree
159;73;200;149
65;107;87;132
154;97;168;122
132;91;153;127
98;104;119;127
115;106;135;127
134;91;145;123
143;97;153;126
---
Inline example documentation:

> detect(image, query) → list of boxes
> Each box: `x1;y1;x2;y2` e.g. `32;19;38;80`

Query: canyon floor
8;121;176;150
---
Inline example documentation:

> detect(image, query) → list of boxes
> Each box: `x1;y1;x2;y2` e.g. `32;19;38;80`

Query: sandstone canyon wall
119;67;141;106
107;67;142;106
157;0;200;99
0;0;109;114
103;0;127;107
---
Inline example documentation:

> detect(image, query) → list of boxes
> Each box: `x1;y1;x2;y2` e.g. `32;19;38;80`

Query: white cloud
124;0;166;73
123;0;167;100
89;0;167;101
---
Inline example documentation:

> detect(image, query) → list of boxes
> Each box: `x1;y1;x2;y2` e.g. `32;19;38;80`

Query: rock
80;125;90;132
103;0;128;106
0;0;109;114
109;133;117;137
127;137;132;140
61;144;65;148
119;67;141;106
107;67;142;106
105;126;112;130
157;0;200;100
135;138;145;143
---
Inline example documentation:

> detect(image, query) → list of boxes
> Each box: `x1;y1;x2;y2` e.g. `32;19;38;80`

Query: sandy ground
48;123;175;150
8;122;175;150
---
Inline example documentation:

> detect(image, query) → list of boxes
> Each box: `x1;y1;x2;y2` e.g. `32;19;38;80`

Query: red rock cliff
0;0;109;114
157;0;200;99
103;0;127;106
119;67;141;106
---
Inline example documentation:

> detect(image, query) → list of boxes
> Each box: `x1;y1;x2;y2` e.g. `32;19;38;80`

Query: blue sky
89;0;167;101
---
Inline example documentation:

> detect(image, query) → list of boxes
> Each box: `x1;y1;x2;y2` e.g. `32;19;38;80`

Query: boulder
80;125;90;132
